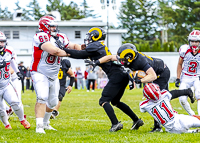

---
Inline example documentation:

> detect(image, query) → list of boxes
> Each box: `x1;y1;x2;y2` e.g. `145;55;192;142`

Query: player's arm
9;67;14;74
98;55;117;63
67;42;81;50
177;57;183;79
66;68;75;94
140;67;157;83
63;48;94;59
40;42;69;57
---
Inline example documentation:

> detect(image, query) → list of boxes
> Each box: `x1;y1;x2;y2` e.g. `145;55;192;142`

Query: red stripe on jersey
180;48;192;59
161;90;167;95
31;46;43;71
5;49;12;54
57;33;69;48
140;100;149;106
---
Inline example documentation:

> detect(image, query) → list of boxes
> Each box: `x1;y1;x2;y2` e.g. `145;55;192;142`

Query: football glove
84;59;100;71
175;78;180;87
16;72;23;80
0;60;6;69
134;73;142;84
128;74;134;90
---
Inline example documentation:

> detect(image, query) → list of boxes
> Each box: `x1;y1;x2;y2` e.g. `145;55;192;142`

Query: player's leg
3;83;30;129
0;91;11;129
51;86;66;119
111;72;143;130
44;78;59;131
179;76;195;115
31;72;49;133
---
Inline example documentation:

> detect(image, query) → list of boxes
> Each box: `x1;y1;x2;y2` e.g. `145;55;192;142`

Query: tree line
1;0;200;52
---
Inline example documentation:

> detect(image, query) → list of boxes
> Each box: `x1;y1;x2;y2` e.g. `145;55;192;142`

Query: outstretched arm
63;48;94;59
98;55;117;63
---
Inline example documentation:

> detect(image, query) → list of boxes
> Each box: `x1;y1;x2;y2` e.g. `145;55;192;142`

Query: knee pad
37;97;48;104
58;94;64;102
10;102;21;111
47;97;58;109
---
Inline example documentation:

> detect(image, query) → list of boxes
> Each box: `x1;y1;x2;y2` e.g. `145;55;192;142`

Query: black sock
154;119;161;128
103;103;118;125
170;89;190;100
116;102;139;122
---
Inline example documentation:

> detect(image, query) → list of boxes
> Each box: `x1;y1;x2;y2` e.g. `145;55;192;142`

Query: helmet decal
89;27;102;41
120;49;136;62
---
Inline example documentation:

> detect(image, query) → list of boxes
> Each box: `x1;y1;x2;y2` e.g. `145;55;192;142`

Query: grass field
1;83;199;143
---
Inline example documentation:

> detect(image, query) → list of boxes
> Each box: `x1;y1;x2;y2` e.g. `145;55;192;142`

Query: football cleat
131;119;144;130
109;122;123;132
44;123;57;131
150;126;163;133
5;124;12;129
188;88;195;104
36;124;45;134
20;119;31;129
6;106;14;117
50;110;59;119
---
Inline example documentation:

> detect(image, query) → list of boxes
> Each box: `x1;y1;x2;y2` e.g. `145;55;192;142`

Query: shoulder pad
63;59;71;68
5;46;14;55
33;32;50;44
86;42;104;52
56;33;69;47
179;44;189;58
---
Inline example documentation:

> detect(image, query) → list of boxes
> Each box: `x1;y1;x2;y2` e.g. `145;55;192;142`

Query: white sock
180;101;195;115
0;114;9;126
197;100;200;115
13;106;24;121
43;112;52;126
36;118;43;126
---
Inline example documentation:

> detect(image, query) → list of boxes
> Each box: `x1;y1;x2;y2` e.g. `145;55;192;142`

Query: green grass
1;83;199;143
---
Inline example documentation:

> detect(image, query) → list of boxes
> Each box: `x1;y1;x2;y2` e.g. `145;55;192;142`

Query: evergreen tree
80;0;98;18
118;0;160;44
0;5;12;20
46;0;84;20
159;0;200;46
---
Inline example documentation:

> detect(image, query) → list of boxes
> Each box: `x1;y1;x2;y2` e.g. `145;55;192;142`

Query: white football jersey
179;44;200;76
0;46;16;89
30;32;69;80
140;90;176;131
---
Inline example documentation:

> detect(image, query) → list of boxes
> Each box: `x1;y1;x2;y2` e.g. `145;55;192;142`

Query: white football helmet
188;30;200;52
0;31;7;51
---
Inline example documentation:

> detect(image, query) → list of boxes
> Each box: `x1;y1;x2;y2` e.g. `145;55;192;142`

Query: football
132;70;147;79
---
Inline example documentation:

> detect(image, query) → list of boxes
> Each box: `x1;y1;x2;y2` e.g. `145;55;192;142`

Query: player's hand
128;74;134;90
175;78;180;87
0;60;6;69
16;72;23;80
66;86;72;94
81;44;86;50
84;60;100;70
134;73;142;84
55;39;65;50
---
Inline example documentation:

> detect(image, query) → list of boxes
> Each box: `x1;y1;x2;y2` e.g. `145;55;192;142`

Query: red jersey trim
31;46;43;71
5;49;12;55
140;100;149;106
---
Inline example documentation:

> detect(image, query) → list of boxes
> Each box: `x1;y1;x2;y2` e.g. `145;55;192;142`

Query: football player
175;30;200;116
63;27;144;132
50;59;75;119
0;31;30;129
30;15;81;133
140;83;200;133
86;43;194;132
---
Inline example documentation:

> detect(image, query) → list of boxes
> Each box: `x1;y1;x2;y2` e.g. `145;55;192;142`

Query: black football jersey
86;41;124;76
128;52;165;75
58;59;71;86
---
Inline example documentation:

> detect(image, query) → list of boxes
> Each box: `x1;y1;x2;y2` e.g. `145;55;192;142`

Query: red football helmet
0;31;7;51
38;15;58;36
188;30;200;52
143;83;161;101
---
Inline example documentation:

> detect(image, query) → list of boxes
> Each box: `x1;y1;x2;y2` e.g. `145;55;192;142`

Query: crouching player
140;83;200;133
